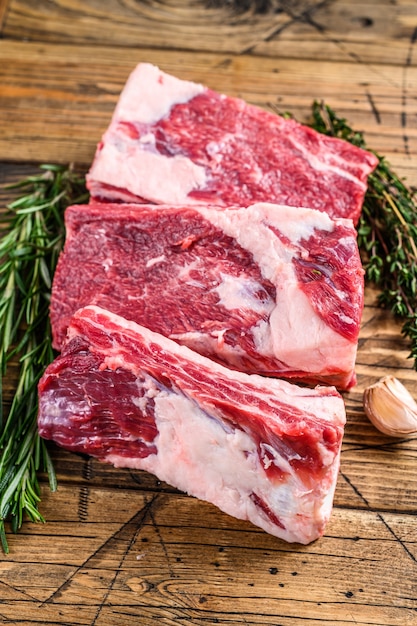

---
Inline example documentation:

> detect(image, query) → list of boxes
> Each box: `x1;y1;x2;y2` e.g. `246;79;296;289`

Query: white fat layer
268;268;357;370
89;141;207;204
212;272;275;315
195;204;356;372
105;376;338;544
114;63;205;125
251;319;274;356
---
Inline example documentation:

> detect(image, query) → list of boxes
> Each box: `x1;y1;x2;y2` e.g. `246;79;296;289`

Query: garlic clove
363;375;417;437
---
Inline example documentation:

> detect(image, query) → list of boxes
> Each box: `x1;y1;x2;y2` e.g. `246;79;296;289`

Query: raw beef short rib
38;305;346;544
87;63;378;224
50;201;364;389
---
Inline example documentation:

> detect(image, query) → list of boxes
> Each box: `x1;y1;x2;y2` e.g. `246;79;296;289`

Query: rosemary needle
0;164;87;553
309;101;417;368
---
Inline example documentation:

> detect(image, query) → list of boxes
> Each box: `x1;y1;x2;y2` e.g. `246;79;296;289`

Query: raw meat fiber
38;305;346;545
87;63;378;224
50;201;364;389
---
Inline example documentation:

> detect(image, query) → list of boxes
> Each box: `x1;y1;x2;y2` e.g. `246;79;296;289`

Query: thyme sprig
309;101;417;369
0;164;87;553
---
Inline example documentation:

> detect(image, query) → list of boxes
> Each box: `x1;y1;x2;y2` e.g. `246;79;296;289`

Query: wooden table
1;1;417;624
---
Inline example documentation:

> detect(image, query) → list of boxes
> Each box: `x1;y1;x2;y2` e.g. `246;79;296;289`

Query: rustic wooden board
1;39;416;179
1;484;416;625
1;1;417;624
3;0;417;64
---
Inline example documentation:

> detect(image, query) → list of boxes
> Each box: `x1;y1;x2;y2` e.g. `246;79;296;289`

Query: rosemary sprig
0;164;87;553
309;101;417;368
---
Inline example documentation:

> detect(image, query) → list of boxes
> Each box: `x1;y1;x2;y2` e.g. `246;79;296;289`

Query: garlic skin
363;376;417;437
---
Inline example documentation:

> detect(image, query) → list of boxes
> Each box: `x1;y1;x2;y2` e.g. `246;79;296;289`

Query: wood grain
3;0;417;65
1;40;417;182
1;0;417;624
2;485;416;626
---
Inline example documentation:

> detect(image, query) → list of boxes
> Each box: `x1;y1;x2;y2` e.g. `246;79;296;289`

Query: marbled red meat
87;63;378;224
38;305;346;544
50;201;364;389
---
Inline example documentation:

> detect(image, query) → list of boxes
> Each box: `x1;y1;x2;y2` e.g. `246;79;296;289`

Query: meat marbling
38;305;346;544
50;201;364;389
86;63;378;224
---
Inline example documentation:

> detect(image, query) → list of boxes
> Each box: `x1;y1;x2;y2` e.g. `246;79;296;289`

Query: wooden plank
251;0;417;63
0;40;416;182
2;0;417;66
0;0;11;32
1;485;416;625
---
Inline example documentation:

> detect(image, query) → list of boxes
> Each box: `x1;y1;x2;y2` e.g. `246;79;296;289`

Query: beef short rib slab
38;305;346;544
50;201;364;389
87;63;378;224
